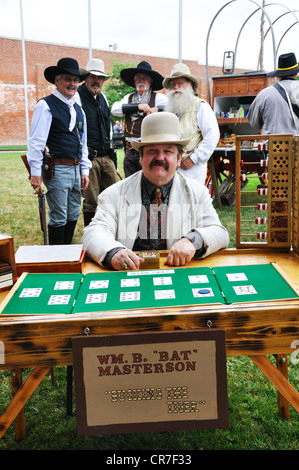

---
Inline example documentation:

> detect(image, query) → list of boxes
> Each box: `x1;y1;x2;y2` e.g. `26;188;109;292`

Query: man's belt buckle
93;149;98;157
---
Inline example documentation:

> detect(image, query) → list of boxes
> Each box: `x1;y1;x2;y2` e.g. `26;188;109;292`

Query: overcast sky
1;0;299;72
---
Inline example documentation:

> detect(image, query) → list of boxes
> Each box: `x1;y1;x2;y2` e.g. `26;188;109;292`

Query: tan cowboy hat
86;58;112;80
163;63;199;90
131;112;190;151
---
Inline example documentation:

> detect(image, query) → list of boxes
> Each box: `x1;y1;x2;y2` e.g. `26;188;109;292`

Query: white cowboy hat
86;58;112;80
131;112;190;151
163;63;199;90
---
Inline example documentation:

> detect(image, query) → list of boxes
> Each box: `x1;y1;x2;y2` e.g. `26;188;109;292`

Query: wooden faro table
0;248;299;441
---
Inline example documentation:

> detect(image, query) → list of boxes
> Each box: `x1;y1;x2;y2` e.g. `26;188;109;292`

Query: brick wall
0;36;240;145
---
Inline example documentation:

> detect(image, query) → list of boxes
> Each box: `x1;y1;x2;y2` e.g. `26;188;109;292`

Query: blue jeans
43;165;81;226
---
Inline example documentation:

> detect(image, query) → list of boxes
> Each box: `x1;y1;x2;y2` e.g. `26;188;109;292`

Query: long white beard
165;86;195;116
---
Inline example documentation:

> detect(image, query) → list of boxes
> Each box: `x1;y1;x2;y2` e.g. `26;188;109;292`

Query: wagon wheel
205;154;234;197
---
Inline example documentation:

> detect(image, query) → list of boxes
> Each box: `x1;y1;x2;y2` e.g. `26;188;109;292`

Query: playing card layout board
72;267;225;313
212;263;299;304
1;273;83;315
1;264;298;315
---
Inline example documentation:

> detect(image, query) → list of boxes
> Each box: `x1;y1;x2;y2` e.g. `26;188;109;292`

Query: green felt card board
72;267;225;313
1;273;83;315
212;264;299;304
2;264;298;316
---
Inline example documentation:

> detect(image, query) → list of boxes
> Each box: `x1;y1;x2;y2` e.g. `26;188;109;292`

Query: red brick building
0;36;228;145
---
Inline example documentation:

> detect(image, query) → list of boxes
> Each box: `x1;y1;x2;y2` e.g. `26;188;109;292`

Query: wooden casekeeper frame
235;134;294;250
293;136;299;254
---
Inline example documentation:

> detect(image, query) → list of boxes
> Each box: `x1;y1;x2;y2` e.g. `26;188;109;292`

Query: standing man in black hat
248;52;299;135
27;57;92;245
76;58;119;227
111;61;168;177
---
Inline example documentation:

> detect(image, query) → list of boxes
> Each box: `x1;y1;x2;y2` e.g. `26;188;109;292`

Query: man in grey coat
248;52;299;135
82;112;229;270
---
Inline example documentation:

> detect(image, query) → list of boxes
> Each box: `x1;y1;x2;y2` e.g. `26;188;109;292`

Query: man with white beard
163;63;219;186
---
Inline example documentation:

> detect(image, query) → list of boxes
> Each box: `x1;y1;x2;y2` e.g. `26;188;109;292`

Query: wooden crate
0;234;17;293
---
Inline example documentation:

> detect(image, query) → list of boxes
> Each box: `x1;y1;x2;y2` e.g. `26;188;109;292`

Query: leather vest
124;91;157;138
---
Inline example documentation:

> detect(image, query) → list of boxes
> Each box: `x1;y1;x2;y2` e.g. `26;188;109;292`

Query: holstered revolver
43;146;54;179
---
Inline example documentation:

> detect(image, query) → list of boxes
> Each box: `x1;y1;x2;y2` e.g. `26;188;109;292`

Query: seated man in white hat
163;63;219;186
82;112;229;270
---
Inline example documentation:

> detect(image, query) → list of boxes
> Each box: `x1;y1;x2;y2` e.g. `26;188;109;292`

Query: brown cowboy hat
44;57;89;84
120;61;164;90
268;52;299;77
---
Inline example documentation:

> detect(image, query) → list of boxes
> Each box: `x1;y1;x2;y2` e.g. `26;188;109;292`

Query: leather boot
83;212;95;227
64;220;77;244
48;225;65;245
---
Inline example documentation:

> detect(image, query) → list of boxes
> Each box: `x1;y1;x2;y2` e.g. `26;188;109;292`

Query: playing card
233;285;257;295
54;281;75;290
121;278;140;287
188;274;209;284
89;280;109;289
86;293;107;304
227;273;248;282
48;295;71;305
192;288;214;297
19;288;42;298
154;289;175;300
153;277;172;286
120;291;140;302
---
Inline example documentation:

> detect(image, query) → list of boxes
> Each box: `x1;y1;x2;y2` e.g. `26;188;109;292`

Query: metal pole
178;0;183;62
19;0;29;142
88;0;92;60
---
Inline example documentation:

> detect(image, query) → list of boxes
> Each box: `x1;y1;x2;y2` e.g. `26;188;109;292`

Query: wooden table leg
249;355;299;417
0;367;50;441
275;354;290;420
11;369;26;441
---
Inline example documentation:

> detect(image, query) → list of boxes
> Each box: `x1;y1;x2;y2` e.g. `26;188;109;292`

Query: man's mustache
150;160;169;169
91;81;101;87
67;85;76;90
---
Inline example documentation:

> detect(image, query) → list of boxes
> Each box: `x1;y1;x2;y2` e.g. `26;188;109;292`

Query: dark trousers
124;147;142;178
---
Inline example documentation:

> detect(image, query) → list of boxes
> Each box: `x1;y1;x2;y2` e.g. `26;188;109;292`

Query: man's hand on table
111;248;145;271
164;238;196;267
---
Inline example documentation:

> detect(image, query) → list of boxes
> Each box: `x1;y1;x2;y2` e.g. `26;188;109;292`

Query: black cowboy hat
120;61;164;90
268;52;299;77
44;57;89;84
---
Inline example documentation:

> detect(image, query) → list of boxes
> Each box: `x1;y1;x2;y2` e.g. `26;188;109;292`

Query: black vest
42;94;84;159
77;83;111;151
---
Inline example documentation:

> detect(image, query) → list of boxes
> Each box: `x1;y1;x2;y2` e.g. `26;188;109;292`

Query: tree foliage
103;57;138;119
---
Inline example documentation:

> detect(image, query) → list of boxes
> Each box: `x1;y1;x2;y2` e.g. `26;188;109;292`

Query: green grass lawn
0;152;298;450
